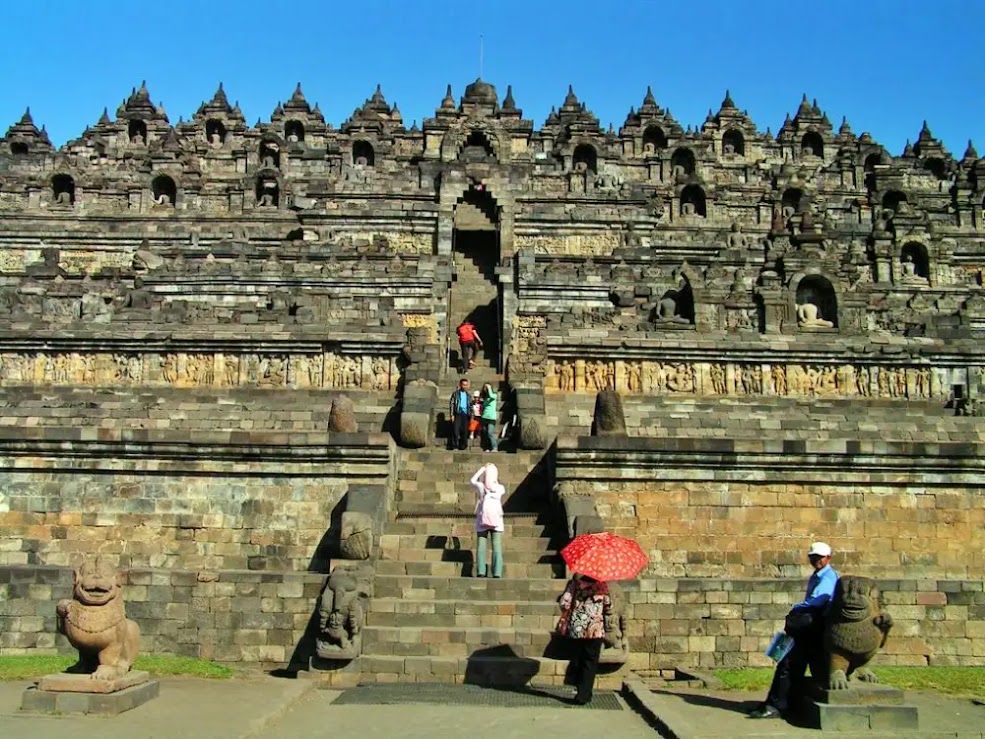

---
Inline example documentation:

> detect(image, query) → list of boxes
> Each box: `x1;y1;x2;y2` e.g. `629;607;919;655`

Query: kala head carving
55;556;141;680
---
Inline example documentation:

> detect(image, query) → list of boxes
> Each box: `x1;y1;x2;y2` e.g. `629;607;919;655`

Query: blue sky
2;0;981;155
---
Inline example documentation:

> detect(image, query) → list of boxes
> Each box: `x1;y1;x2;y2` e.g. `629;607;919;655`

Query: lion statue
56;556;141;680
823;575;894;690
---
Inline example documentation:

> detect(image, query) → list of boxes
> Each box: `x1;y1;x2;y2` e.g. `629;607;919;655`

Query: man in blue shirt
448;378;472;451
750;541;839;720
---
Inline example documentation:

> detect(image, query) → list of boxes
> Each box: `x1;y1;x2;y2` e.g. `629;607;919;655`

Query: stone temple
0;80;983;684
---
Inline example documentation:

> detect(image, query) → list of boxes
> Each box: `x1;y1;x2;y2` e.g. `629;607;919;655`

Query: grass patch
0;654;234;681
714;667;985;697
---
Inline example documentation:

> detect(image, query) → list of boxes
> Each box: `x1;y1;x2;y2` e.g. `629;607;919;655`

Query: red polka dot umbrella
560;532;648;582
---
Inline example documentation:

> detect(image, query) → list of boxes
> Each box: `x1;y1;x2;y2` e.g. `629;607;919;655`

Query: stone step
378;548;561;569
349;654;626;689
373;574;567;601
394;492;549;514
374;558;564;579
361;625;558;658
367;598;560;618
397;449;543;467
366;605;558;631
383;517;555;539
380;535;561;554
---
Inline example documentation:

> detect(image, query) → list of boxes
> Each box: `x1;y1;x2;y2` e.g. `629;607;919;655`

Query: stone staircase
346;448;617;688
448;242;499;374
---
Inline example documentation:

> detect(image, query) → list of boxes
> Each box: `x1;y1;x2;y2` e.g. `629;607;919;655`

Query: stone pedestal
806;682;918;731
22;671;159;715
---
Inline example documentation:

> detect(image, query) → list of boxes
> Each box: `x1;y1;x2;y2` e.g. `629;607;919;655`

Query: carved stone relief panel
0;351;400;391
398;312;437;344
514;232;621;256
544;358;948;400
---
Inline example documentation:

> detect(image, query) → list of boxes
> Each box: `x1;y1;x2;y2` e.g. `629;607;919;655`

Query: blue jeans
476;530;503;577
483;419;497;451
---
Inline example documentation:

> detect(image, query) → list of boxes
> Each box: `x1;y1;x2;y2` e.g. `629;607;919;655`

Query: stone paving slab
623;680;985;738
275;689;655;739
0;676;314;739
332;682;623;710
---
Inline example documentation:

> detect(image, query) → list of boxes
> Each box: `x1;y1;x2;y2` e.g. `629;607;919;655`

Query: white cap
808;542;832;557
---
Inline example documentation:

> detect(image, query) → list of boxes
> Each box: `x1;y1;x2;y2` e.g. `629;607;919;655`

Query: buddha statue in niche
796;302;834;329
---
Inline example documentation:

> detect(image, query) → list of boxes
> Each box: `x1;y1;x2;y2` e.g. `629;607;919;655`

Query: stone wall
621;577;985;671
0;430;394;572
0;565;324;668
555;437;985;580
3;566;980;669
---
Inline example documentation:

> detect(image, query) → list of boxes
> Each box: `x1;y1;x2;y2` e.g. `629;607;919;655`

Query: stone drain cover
334;683;623;710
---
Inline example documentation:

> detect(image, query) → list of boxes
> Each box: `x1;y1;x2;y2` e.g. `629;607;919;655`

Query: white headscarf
482;463;499;489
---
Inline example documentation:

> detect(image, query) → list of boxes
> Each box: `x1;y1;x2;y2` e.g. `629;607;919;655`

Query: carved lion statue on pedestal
56;556;141;680
823;575;894;690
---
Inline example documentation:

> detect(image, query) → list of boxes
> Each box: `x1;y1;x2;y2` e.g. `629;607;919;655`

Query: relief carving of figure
558;362;575;392
626;362;642;393
223;356;239;387
56;556;141;680
771;365;787;395
855;366;871;397
244;355;261;385
371;357;390;391
260;356;286;387
666;363;695;393
739;365;762;394
315;565;373;661
819;366;838;395
877;368;890;397
186;354;214;386
796;302;834;329
914;367;930;398
710;363;727;395
893;367;907;398
161;354;179;385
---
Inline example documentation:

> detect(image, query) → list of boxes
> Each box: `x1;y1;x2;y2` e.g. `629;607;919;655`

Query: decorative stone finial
642;85;657;108
902;139;914;156
440;84;455;109
721;89;736;110
98;107;111;125
796;94;812;116
291;83;305;103
20;107;33;125
502;84;516;110
918;120;934;142
563;84;579;108
962;139;978;161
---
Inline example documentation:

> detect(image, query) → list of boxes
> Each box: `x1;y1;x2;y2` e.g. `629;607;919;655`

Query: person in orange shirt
456;320;483;373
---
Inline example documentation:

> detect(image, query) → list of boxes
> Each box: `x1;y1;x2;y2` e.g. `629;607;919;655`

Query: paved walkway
2;675;983;738
0;678;653;738
626;683;985;739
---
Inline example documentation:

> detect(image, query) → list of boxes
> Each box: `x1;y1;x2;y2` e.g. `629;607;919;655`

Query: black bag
784;609;816;638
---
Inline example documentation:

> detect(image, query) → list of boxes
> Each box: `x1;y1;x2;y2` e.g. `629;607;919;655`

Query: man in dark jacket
449;377;472;451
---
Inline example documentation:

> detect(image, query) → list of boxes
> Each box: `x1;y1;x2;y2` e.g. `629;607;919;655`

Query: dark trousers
766;635;824;714
570;638;603;701
452;412;470;450
459;340;478;370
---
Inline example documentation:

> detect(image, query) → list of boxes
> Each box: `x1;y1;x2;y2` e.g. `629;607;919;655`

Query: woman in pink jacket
470;463;505;578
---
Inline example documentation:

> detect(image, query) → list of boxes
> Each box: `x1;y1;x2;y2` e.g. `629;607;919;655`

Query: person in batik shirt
556;574;612;704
